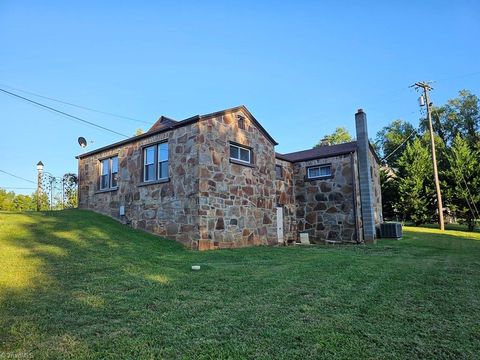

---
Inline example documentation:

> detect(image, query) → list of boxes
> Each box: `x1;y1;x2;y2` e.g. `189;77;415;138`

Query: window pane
230;145;239;159
145;164;155;181
320;166;331;176
308;166;331;178
308;167;320;178
239;148;250;162
144;146;155;165
101;174;109;189
101;159;109;175
158;143;168;161
111;156;118;173
111;172;118;187
159;161;169;179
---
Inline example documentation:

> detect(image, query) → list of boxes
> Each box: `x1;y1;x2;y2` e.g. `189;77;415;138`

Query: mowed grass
0;210;479;359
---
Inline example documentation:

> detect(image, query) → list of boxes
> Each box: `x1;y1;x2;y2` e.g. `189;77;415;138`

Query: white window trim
111;157;118;188
100;156;118;190
143;142;169;182
157;143;169;180
143;146;156;182
307;165;332;179
230;144;251;164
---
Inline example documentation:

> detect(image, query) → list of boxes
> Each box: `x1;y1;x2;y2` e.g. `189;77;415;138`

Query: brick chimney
355;109;376;243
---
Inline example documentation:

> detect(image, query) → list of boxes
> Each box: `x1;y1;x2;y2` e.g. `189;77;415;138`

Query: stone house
77;106;382;250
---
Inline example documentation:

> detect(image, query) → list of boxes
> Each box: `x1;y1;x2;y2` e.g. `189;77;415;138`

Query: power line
456;168;480;220
0;169;36;184
0;83;151;125
381;129;417;162
0;88;130;138
444;153;480;220
460;175;480;219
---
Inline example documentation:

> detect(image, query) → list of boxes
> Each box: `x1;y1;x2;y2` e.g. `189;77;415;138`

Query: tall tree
445;134;480;230
375;119;417;167
379;167;399;220
396;137;435;225
314;127;352;147
421;90;480;149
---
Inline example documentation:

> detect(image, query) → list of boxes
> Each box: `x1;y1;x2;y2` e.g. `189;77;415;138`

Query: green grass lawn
1;210;479;359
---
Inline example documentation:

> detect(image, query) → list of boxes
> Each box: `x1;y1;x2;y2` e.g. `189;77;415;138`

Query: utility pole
414;82;445;230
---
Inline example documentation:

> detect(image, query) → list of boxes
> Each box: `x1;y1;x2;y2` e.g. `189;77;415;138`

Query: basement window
230;143;251;164
99;156;118;190
307;164;332;179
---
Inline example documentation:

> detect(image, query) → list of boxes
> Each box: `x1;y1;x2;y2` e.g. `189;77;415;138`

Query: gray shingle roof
276;141;358;162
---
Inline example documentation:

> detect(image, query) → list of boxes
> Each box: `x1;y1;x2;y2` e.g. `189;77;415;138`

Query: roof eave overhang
76;105;278;159
276;150;356;163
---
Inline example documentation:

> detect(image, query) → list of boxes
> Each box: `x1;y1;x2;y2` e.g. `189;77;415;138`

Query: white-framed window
143;142;169;182
111;156;118;187
144;146;156;182
100;156;118;190
230;143;251;164
158;142;169;180
307;164;332;179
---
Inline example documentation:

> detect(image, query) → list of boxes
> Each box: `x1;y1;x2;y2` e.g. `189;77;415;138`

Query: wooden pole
416;82;445;230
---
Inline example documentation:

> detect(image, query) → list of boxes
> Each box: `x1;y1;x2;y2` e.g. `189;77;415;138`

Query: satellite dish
78;137;88;148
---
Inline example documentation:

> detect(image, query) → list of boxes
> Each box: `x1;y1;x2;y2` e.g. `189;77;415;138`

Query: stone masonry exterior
77;106;382;249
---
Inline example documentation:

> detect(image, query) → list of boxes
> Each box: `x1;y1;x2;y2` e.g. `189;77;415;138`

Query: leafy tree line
315;89;479;230
0;190;48;211
0;173;78;211
314;127;353;147
376;90;480;230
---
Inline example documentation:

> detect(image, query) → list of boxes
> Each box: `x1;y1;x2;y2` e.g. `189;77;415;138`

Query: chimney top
356;108;364;114
320;137;330;146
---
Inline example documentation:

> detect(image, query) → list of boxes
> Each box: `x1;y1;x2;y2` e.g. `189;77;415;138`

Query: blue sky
1;0;479;194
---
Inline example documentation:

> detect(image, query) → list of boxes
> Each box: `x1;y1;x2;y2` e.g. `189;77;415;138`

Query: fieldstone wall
196;110;278;250
293;153;358;243
275;158;297;242
78;110;382;249
78;123;201;248
370;151;383;226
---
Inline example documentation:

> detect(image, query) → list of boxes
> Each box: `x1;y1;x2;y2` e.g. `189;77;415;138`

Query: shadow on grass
1;210;480;359
0;209;196;357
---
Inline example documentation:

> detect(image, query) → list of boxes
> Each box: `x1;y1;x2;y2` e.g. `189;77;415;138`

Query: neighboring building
77;106;382;250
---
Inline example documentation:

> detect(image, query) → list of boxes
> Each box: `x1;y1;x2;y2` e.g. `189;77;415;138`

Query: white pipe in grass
191;265;201;271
